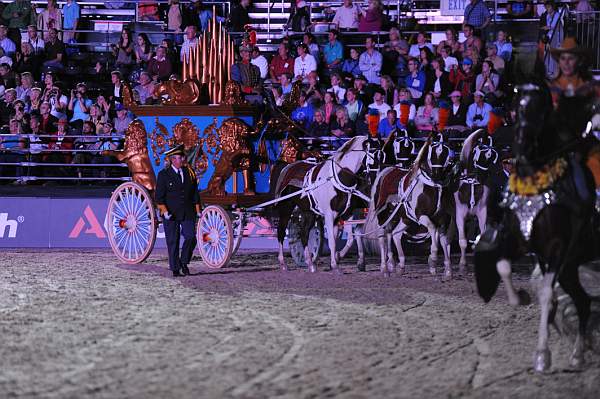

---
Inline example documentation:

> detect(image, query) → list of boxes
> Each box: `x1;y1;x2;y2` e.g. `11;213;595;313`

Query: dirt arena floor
1;249;599;399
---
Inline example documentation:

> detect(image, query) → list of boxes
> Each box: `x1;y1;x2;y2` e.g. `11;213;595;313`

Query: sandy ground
1;249;599;399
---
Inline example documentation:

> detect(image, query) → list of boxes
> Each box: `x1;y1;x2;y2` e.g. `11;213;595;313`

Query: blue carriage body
133;106;279;195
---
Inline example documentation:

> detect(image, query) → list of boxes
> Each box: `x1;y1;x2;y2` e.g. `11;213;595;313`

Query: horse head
420;134;454;185
461;129;498;179
382;129;416;169
513;83;553;176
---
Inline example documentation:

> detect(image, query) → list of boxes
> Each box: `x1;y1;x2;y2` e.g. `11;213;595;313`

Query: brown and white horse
454;129;498;272
274;136;374;274
365;136;455;277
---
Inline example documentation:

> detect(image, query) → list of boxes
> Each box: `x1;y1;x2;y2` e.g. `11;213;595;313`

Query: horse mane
460;129;486;169
405;137;430;182
335;136;365;160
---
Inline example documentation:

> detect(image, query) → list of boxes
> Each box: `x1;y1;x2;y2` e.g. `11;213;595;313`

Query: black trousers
163;219;197;271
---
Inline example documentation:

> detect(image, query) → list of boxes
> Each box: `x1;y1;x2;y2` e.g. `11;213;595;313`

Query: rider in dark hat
155;144;201;277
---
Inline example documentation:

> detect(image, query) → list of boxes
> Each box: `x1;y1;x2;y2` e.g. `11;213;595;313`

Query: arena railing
569;11;600;72
0;134;130;183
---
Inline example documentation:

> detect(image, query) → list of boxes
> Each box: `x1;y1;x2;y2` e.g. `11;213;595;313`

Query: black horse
474;83;598;372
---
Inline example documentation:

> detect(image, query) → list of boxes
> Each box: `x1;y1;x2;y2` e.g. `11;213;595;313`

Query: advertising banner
0;197;278;249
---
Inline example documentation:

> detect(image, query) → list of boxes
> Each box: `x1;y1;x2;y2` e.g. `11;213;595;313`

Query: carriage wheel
289;216;324;267
197;205;234;268
107;182;157;264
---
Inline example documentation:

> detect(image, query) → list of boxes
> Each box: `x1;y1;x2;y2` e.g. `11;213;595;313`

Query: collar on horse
509;157;568;196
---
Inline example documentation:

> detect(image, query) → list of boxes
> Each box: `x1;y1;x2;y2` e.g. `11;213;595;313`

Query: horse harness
459;144;498;209
302;157;371;217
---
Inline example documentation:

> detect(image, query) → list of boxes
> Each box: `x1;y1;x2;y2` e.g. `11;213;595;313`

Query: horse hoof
517;289;532;306
429;267;436;276
357;262;366;272
280;265;288;272
308;265;317;273
533;349;552;373
442;270;452;281
382;271;391;278
570;351;585;369
398;267;405;275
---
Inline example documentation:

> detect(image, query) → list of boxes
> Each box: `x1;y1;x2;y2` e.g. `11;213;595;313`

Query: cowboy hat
550;37;590;60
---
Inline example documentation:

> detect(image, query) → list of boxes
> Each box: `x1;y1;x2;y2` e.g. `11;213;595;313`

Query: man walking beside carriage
156;145;201;277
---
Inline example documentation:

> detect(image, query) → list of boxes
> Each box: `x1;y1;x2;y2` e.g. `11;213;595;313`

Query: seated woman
379;75;397;106
475;60;501;101
393;88;417;128
303;33;320;66
294;43;317;82
414;92;439;134
0;118;26;183
330;106;355;149
322;91;338;124
341;48;361;80
308;108;330;143
426;57;452;100
358;0;384;32
436;28;459;57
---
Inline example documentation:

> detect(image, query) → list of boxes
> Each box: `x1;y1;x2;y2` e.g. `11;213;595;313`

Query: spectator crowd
0;0;595;183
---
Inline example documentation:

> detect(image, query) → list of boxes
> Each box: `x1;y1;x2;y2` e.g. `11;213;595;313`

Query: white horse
274;136;374;274
454;129;498;272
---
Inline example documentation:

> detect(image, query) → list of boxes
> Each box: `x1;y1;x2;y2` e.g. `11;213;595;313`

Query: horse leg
276;202;293;271
392;223;407;275
440;231;452;281
386;232;395;273
558;265;591;368
378;232;388;276
355;225;366;272
325;216;342;275
533;271;556;373
419;216;438;275
497;259;529;306
338;222;354;259
455;200;468;273
301;212;318;273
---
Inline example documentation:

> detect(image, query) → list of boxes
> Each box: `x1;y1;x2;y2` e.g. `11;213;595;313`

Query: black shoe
172;270;182;277
181;264;190;276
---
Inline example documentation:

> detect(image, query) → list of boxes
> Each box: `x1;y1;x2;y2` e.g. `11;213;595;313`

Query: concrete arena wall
0;197;279;250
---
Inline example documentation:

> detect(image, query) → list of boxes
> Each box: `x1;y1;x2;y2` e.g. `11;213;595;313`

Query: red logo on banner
69;206;106;239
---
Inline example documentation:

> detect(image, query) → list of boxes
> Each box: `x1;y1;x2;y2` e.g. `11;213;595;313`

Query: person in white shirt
294;43;317;80
439;45;458;72
327;73;346;103
251;46;269;79
368;88;391;121
408;31;434;58
359;36;382;84
332;0;361;30
26;25;45;56
180;25;198;61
